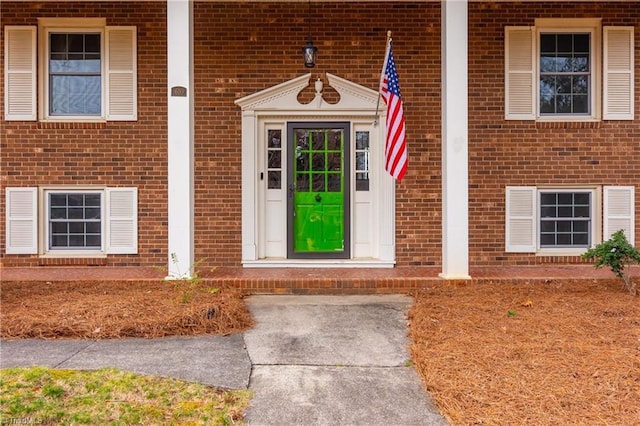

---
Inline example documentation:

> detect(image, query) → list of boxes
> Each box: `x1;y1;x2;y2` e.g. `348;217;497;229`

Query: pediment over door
235;73;380;113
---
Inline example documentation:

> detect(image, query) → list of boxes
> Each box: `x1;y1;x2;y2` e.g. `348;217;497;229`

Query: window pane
327;131;342;150
327;153;341;171
540;221;556;233
51;235;68;247
85;208;101;219
50;208;67;220
540;234;555;246
540;34;556;53
312;132;325;150
574;193;590;204
312;153;325;171
268;171;281;189
268;130;281;148
86;222;101;233
86;235;101;247
557;34;572;53
356;132;369;150
69;222;84;233
574;233;588;245
296;174;309;192
540;206;556;218
312;174;325;192
268;150;281;169
574;34;590;53
296;152;309;171
327;173;341;192
50;194;67;206
51;222;68;233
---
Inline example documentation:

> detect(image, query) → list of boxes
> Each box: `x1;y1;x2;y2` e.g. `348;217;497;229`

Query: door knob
315;194;322;202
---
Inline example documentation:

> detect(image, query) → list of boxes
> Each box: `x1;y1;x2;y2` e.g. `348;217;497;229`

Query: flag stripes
380;39;407;181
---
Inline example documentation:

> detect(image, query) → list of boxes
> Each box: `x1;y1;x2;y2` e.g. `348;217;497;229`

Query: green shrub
581;230;640;296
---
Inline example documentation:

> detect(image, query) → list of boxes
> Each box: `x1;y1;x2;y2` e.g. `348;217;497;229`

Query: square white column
440;0;471;279
167;0;195;278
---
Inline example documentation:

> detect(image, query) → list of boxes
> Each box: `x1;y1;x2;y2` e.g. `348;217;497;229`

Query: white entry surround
235;74;396;267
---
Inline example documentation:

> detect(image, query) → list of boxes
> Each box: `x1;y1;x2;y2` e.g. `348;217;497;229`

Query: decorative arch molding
235;73;396;267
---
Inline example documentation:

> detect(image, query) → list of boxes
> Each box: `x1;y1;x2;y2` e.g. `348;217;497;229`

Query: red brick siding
1;2;638;270
468;2;639;266
0;2;168;267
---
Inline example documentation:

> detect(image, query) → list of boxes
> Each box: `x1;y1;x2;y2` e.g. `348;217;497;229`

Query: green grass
0;367;250;425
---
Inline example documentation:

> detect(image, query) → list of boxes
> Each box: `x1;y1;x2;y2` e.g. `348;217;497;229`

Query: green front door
287;122;350;259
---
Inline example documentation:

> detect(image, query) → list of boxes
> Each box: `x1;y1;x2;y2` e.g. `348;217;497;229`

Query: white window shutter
5;187;38;254
4;26;36;121
603;27;634;120
603;186;635;244
106;188;138;254
106;27;137;121
505;27;535;120
505;186;537;252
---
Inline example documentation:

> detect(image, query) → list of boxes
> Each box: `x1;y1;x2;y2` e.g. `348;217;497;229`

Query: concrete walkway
1;295;447;426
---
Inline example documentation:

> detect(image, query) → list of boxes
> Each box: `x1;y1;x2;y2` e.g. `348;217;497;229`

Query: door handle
315;194;322;202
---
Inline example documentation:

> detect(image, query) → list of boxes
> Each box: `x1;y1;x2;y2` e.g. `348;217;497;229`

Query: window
539;190;592;248
48;32;102;117
267;129;282;189
355;131;370;191
4;20;137;121
505;186;635;254
5;187;137;256
47;191;103;250
505;21;634;121
539;33;591;116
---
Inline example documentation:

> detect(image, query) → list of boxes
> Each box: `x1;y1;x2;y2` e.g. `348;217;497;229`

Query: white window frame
43;27;105;120
38;19;107;122
536;188;597;254
535;19;601;122
44;189;106;255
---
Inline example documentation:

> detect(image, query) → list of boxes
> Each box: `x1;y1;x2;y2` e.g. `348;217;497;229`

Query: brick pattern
1;2;638;271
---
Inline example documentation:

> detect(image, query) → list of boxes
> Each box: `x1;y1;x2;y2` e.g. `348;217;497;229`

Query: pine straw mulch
1;280;254;339
409;278;640;426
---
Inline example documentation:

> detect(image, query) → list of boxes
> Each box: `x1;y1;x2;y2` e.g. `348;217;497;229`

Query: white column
440;0;471;279
166;0;194;278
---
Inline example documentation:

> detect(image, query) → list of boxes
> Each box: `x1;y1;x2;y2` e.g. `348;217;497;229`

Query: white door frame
235;73;396;267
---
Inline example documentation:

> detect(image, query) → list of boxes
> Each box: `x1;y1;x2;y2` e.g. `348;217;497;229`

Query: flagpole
374;30;392;126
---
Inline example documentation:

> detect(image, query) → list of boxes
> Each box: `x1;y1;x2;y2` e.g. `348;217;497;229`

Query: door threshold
242;259;395;268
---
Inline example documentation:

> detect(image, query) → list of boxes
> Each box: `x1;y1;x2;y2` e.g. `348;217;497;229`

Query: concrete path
1;295;447;425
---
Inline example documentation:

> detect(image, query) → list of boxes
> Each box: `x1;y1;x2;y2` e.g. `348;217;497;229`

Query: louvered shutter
603;186;635;244
106;188;138;254
505;27;535;120
505;187;537;252
4;26;36;121
603;27;634;120
5;187;38;254
106;27;137;120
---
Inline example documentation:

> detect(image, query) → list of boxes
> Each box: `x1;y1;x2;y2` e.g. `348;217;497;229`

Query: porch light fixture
302;0;317;67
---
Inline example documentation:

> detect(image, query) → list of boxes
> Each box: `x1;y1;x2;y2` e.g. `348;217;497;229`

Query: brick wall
1;2;638;269
467;2;639;266
0;2;168;267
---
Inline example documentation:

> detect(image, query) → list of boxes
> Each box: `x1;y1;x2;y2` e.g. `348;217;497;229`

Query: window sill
535;120;602;130
536;249;588;257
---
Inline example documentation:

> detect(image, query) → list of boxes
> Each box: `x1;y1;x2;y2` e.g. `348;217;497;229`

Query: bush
581;230;640;296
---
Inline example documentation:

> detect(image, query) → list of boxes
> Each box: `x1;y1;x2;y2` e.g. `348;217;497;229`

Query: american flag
380;39;407;181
